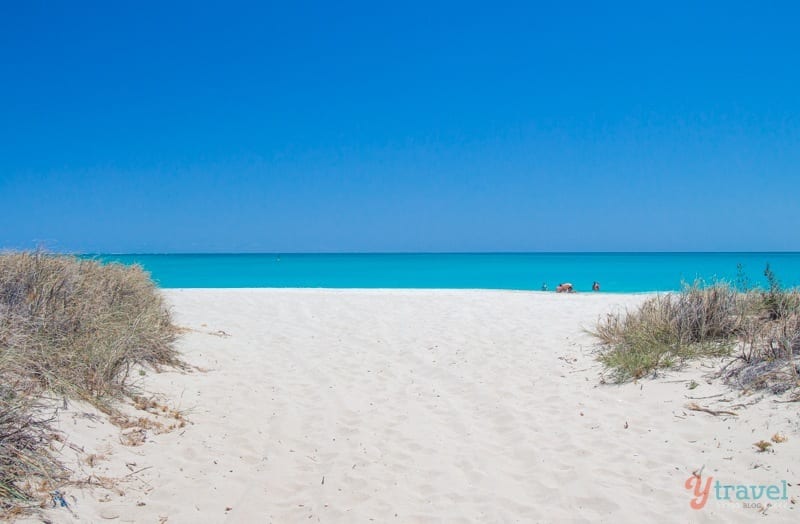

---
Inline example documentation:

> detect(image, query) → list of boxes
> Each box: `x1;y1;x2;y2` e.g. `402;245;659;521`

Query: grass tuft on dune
0;252;178;510
593;271;800;390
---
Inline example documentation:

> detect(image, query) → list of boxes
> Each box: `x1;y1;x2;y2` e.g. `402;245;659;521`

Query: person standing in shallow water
592;281;600;291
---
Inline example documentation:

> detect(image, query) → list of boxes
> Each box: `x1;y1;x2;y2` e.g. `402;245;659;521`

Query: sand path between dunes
33;290;799;523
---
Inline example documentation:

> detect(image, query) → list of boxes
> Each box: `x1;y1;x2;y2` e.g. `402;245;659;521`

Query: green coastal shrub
593;283;740;381
594;269;800;389
762;263;800;320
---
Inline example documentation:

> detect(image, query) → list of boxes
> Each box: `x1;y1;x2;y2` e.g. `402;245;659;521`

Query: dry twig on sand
685;402;738;417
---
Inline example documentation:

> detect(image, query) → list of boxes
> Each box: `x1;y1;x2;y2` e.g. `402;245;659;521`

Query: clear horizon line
74;250;800;256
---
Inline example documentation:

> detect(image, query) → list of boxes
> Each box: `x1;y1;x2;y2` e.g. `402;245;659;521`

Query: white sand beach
32;290;798;523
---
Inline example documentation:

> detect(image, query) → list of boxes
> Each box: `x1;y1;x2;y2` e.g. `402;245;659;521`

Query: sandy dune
31;290;799;523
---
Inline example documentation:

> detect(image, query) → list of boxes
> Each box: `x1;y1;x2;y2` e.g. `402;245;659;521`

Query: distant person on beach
592;281;600;291
541;282;548;291
556;282;574;293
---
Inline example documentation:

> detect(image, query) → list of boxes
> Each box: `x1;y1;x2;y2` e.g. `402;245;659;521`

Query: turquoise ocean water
87;253;800;293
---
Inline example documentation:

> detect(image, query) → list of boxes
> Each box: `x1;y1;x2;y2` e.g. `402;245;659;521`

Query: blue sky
1;1;799;252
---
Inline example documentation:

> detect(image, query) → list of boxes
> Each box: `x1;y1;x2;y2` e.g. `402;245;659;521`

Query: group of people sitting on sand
541;281;601;293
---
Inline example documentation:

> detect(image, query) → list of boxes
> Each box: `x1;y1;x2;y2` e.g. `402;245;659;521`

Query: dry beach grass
0;252;178;513
592;272;800;394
